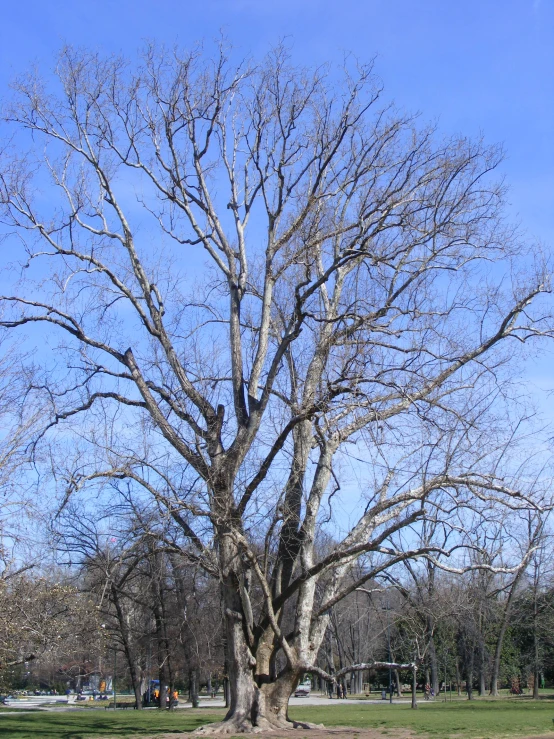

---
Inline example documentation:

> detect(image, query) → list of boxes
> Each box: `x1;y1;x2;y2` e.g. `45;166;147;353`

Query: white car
294;681;311;697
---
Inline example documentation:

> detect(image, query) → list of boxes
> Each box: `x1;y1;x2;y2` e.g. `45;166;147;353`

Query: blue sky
1;0;553;391
1;0;552;239
0;0;552;549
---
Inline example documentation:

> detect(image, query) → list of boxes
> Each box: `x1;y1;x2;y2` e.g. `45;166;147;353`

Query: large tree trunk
197;543;319;733
211;591;258;730
197;658;307;733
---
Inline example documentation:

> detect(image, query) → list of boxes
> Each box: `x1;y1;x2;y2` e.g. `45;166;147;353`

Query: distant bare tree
488;512;546;695
0;572;87;685
0;336;45;579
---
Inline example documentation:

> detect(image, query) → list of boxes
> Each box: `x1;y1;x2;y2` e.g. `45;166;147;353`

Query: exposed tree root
193;717;324;734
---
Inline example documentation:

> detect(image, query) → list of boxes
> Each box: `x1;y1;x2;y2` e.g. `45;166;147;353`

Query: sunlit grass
0;706;223;738
290;699;554;737
1;698;554;738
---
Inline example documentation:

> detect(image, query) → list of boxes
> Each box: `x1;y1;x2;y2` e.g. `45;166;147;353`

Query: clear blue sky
1;0;553;395
1;0;552;242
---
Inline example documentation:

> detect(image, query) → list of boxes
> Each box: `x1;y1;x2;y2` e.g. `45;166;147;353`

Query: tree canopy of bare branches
0;43;552;731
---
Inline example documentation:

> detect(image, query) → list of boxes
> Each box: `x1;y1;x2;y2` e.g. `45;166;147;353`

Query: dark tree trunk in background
479;638;487;696
191;669;199;708
110;586;143;710
456;658;462;696
466;649;475;701
395;670;402;697
428;632;439;696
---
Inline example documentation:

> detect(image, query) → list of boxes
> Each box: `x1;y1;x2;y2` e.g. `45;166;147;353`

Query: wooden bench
104;702;136;710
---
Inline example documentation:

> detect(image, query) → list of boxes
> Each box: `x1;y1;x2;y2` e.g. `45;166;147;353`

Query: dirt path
131;732;554;739
137;730;416;739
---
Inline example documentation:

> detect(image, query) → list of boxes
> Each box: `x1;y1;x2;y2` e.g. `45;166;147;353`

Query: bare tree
515;522;554;698
0;44;552;731
488;512;546;695
56;507;149;708
0;571;89;685
0;335;45;580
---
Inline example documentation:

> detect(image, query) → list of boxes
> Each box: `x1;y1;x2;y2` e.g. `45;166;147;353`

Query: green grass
1;699;554;739
0;706;223;738
290;700;554;738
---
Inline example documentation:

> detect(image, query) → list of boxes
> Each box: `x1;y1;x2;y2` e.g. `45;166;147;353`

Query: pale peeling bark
196;673;322;735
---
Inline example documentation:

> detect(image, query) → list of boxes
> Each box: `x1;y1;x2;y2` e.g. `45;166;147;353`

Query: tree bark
428;634;439;696
395;669;402;698
224;677;230;708
533;566;540;700
110;586;143;710
411;666;418;709
455;657;462;696
197;664;312;734
478;638;486;696
196;543;319;733
191;669;200;708
490;615;510;696
466;650;475;701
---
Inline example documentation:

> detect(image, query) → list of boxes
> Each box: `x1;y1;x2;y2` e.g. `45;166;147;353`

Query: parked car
294;681;311;697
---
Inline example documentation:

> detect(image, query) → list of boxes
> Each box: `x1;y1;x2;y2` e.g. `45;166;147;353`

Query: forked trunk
196;660;311;733
196;543;320;733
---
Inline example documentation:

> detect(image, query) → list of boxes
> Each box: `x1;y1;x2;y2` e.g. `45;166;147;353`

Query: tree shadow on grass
0;711;216;738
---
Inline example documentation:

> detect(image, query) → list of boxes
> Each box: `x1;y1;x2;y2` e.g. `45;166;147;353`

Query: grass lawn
290;700;554;738
0;699;553;739
0;707;224;738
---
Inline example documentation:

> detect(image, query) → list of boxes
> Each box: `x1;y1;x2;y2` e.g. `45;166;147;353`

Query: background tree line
2;505;552;704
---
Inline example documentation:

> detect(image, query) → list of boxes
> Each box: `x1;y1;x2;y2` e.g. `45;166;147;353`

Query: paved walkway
2;693;415;712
